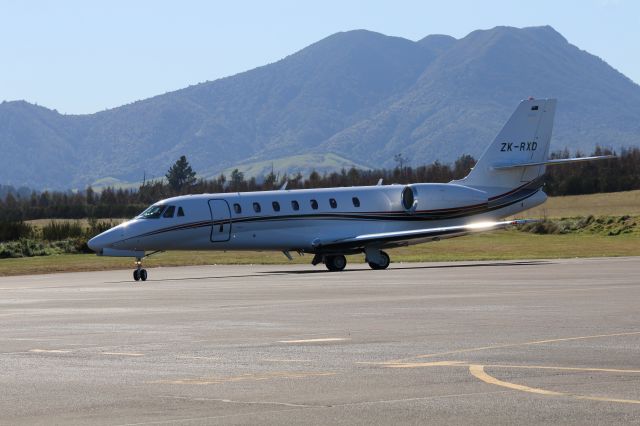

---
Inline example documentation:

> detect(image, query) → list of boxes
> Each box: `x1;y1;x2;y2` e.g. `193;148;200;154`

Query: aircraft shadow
105;273;272;284
106;260;550;283
267;260;550;275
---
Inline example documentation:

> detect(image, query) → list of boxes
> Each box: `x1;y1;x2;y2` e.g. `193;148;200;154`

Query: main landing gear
311;250;391;272
133;258;147;282
325;255;347;272
367;251;390;270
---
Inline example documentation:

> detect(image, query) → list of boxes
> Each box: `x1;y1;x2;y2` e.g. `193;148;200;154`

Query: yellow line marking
113;391;511;426
158;394;314;408
278;338;349;343
29;349;71;353
469;364;640;404
177;356;221;361
483;364;640;374
575;395;640;404
379;360;640;405
469;365;564;396
261;358;313;363
3;338;64;341
386;331;640;363
385;361;640;374
386;361;466;368
150;371;335;385
102;352;144;357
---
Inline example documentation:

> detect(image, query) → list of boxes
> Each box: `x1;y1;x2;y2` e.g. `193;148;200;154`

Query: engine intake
401;185;417;212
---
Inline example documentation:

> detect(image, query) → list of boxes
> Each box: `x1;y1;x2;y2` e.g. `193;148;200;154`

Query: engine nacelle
401;183;487;213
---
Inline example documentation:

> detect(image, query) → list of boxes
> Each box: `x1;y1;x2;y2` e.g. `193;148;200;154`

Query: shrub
86;218;115;239
41;220;84;241
519;220;560;234
0;220;33;241
0;239;49;258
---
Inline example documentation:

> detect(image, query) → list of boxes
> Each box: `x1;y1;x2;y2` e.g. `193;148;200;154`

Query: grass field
517;189;640;217
3;190;639;277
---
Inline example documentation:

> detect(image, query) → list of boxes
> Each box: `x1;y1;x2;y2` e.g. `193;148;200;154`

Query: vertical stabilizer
454;98;556;193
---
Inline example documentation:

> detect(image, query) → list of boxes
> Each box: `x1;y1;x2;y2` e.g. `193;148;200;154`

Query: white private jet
88;98;613;281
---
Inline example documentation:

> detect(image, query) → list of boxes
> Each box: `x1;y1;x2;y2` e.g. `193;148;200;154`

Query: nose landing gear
133;258;147;281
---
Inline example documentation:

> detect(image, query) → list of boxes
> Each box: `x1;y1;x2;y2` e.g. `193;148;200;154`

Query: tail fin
454;98;556;192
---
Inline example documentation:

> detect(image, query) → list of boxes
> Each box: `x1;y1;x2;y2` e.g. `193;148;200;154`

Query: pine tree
166;156;197;192
229;169;245;192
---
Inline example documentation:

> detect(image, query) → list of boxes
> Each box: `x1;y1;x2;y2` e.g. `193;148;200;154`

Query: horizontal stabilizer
315;219;536;251
492;155;616;170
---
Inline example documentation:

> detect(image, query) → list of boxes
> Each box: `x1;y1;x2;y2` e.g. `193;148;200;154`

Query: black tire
368;251;390;270
140;269;148;281
325;255;347;271
133;269;141;281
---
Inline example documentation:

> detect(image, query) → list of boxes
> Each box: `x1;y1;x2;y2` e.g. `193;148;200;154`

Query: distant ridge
1;25;639;189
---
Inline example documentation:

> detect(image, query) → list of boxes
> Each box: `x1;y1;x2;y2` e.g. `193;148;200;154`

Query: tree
453;154;476;179
394;153;406;170
307;170;321;188
229;169;245;192
86;186;96;205
166;155;197;192
263;166;278;189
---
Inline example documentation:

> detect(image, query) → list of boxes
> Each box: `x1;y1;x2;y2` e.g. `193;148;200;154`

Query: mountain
1;25;639;189
321;26;640;165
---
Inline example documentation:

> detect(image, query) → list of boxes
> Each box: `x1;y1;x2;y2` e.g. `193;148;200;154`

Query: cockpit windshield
137;205;166;219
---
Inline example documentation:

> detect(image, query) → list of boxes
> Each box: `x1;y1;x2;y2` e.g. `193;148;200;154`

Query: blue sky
1;0;638;114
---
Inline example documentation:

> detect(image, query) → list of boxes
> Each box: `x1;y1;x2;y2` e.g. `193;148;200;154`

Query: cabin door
208;199;232;242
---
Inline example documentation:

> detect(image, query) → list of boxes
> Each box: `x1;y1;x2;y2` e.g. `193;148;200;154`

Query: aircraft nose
87;233;108;253
87;224;128;253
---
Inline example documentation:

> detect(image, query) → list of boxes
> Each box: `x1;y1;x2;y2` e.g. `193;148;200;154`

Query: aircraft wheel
133;269;141;281
368;251;390;270
325;255;347;271
140;269;148;281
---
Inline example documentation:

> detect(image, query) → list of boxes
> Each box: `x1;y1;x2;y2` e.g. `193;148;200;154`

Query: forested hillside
0;147;637;222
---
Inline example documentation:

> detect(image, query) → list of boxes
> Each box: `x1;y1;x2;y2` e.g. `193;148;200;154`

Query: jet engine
401;183;487;213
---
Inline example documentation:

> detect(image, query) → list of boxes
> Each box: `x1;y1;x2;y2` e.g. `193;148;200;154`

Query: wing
314;219;533;251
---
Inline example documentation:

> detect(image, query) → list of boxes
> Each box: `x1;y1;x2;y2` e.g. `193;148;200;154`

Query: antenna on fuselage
376;178;383;186
280;181;288;190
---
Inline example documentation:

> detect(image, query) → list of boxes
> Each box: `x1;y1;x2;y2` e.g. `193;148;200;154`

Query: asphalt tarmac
1;257;639;425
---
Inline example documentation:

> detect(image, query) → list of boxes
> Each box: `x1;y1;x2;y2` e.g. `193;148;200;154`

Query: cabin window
138;205;166;219
253;202;261;213
233;203;242;214
177;206;185;217
291;200;300;211
163;205;176;218
329;198;337;209
272;201;280;212
352;197;360;207
531;105;539;111
310;199;318;210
